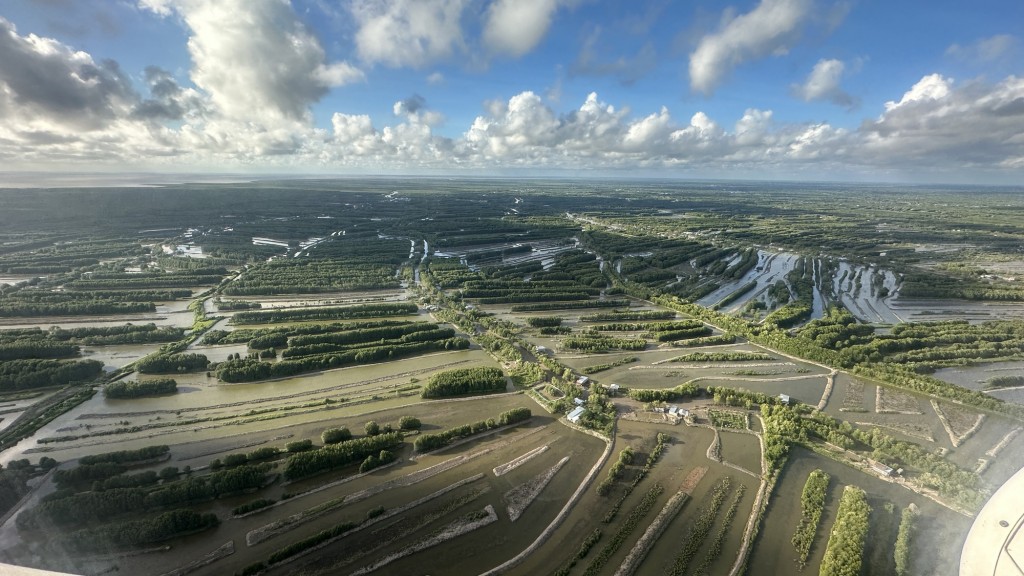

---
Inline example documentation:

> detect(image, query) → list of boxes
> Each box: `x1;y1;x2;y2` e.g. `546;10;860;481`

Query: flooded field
891;299;1024;323
5;182;1024;576
20;349;499;463
112;407;608;576
747;446;972;576
933;360;1024;393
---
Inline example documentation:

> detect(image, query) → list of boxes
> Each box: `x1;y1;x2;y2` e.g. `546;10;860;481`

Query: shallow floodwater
747;446;971;576
933;360;1024;393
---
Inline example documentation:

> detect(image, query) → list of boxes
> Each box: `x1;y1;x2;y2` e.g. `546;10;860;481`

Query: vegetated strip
818;486;871;576
667;477;733;576
327;485;491;572
231;302;418;324
256;474;486;568
582;483;665;576
791;469;830;570
348;505;499;575
603;433;671;523
158;540;234;576
668;352;774;363
894;504;917;576
583;356;638;375
504;456;570;521
932;399;986;448
493;445;549;477
510;299;631;312
613;486;691;576
986;426;1022;457
693;483;747;576
248;426;544;546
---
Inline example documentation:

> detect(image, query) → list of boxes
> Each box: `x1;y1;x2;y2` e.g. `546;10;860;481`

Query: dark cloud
0;17;136;127
132;66;192;121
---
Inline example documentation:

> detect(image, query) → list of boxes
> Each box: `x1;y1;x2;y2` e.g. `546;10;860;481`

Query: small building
573;397;585;406
778;394;791;405
870;461;895;477
576;376;590;387
567;406;586;424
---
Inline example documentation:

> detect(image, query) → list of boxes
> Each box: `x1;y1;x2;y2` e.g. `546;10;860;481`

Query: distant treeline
232;302;418;324
0;359;104;391
511;299;630;312
0;301;155;317
216;337;468;383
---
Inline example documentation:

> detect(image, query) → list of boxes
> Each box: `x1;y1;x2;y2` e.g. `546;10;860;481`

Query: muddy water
891;299;1024;323
29;399;597;576
635;422;758;576
79;343;164;371
697;251;799;312
747;446;971;576
1;350;498;467
700;376;828;406
719;430;761;474
933;360;1024;392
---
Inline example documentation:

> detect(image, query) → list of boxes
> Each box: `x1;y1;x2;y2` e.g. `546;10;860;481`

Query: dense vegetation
135;352;208;374
792;470;830;569
283;432;403;480
104;378;177;398
818;486;871;576
421;366;506;398
413;407;531;452
232;302;418;324
0;359;104;391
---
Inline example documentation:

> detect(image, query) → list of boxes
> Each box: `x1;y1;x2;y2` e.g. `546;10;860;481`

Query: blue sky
0;0;1022;183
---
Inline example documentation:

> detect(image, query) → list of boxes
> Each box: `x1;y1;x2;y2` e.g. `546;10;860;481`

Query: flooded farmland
3;181;1024;576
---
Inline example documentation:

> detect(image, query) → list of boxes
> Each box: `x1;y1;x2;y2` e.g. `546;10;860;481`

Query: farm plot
746;446;971;576
876;386;924;414
698;376;828;407
931;400;985;448
636;463;758;576
25;349;500;463
102;408;605;576
946;414;1024;483
718;430;762;476
832;374;871;413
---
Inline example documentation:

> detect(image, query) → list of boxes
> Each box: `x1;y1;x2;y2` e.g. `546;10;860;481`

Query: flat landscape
1;179;1024;576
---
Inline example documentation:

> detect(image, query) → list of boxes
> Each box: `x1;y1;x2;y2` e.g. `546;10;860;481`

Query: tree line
421;366;506;398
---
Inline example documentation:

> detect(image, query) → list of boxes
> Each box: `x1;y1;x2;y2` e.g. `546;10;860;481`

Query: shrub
398;416;421;430
286;439;313;453
321;427;352;444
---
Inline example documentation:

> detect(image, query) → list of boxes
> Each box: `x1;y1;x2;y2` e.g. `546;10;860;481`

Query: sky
0;0;1023;184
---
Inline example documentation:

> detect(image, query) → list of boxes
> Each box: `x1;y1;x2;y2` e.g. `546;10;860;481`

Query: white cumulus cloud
883;73;951;112
483;0;560;58
350;0;469;68
141;0;363;124
794;58;855;108
689;0;812;95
